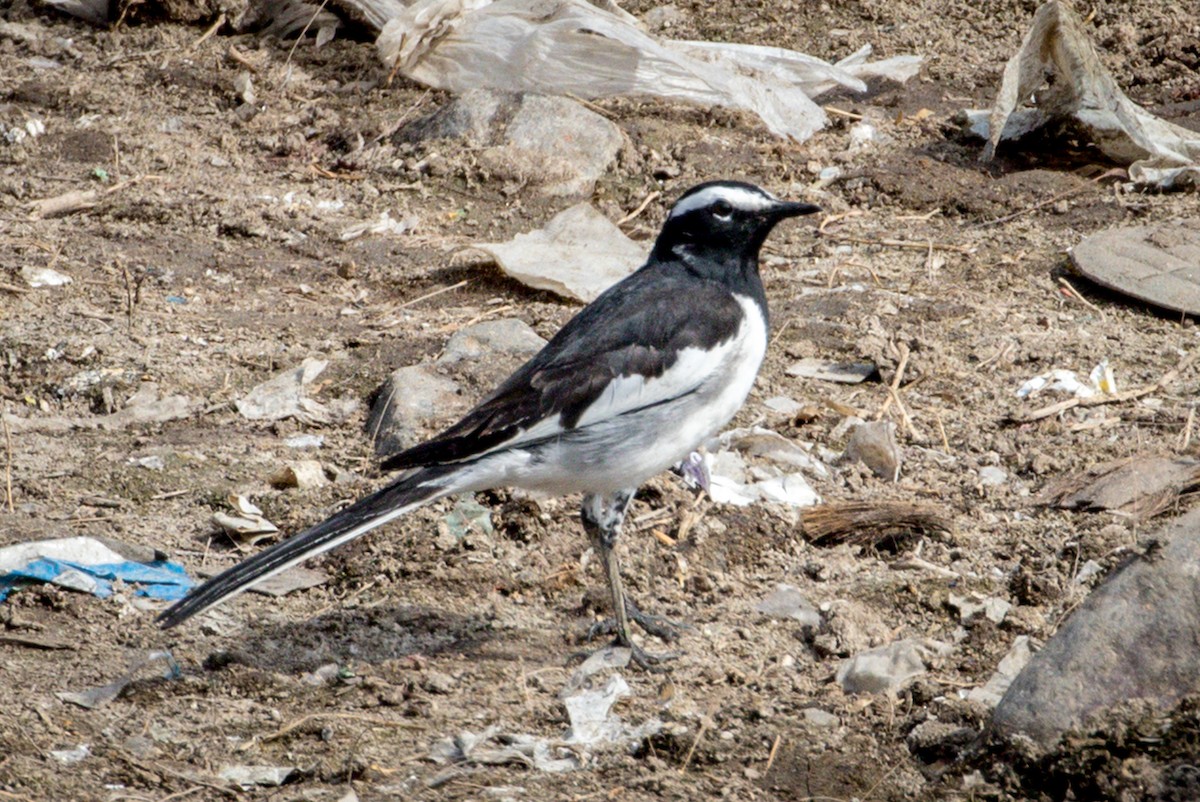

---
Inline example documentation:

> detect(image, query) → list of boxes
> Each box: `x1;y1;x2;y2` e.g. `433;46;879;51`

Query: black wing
382;264;745;471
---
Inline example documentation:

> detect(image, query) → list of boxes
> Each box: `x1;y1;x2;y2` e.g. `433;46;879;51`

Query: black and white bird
158;180;818;666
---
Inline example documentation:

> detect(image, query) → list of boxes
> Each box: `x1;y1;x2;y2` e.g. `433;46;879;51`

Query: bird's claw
586;599;688;644
570;638;679;673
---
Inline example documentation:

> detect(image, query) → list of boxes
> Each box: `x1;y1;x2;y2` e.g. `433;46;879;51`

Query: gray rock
367;365;464;457
395;89;504;145
499;94;623;198
966;635;1034;708
844;420;902;482
978;466;1008;486
801;708;839;728
439;319;547;366
993;506;1200;746
836;638;952;694
397;91;622;198
754;584;821;628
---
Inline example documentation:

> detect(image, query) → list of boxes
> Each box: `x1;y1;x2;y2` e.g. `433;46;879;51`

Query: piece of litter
974;1;1200;189
565;645;632;692
218;765;296;788
473;203;645;302
250;566;329;597
755;584;821;627
236;358;348;424
0;537;193;603
787;358;876;384
836;638;952;694
700;448;819;508
234;357;355;425
705;426;829;479
340;210;418;241
377;0;919;143
20;265;73;287
128;455;165;471
430;669;659;773
1016;362;1116;400
57;650;180;710
211;494;279;544
48;745;90;764
440;497;494;544
284;434;325;449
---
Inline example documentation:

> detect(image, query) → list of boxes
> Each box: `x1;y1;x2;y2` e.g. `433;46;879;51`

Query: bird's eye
710;200;733;219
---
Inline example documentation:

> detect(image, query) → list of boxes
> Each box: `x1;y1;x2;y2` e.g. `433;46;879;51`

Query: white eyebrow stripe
668;185;779;219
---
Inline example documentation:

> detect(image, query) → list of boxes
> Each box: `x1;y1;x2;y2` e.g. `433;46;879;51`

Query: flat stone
394;88;505;145
438;319;547;366
755;584;821;627
1071;221;1200;315
836;638;951;694
787;357;877;383
801;708;839;728
993;506;1200;745
474;203;645;302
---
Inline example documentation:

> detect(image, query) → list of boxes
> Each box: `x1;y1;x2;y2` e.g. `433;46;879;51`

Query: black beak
769;200;821;220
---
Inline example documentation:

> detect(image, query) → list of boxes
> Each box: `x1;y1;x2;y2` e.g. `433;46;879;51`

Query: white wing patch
668;184;779;219
573;344;730;429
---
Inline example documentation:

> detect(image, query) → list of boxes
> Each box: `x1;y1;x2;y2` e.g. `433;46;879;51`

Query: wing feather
382;267;745;471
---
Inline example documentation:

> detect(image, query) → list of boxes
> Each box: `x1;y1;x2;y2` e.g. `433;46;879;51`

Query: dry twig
1057;276;1105;319
2;407;12;512
617;191;662;226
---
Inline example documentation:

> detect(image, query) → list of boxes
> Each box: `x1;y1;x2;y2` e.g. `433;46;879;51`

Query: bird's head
652;181;819;271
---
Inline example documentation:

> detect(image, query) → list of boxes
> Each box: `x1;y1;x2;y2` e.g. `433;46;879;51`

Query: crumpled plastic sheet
57;650;181;709
681;426;825;507
377;0;921;143
0;537;193;602
975;0;1200;189
429;647;660;772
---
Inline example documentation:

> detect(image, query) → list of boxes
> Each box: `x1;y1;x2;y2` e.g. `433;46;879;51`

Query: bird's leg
580;490;681;669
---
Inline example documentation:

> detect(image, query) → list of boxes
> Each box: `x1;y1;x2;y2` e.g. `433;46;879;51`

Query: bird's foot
570;638;678;672
587;598;688;644
624;640;678;672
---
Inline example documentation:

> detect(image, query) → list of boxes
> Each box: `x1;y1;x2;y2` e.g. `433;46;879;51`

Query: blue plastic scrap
0;538;194;603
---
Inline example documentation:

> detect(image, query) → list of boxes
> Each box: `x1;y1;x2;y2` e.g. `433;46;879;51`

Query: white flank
668;184;779;219
573;345;724;429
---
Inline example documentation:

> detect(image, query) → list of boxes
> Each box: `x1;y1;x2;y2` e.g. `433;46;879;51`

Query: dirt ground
1;0;1199;799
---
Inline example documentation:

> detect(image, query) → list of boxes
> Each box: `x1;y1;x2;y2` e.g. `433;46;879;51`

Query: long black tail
157;465;459;629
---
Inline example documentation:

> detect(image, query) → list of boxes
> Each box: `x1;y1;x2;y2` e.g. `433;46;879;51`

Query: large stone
396;91;622;198
366;365;465;457
993;506;1200;746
